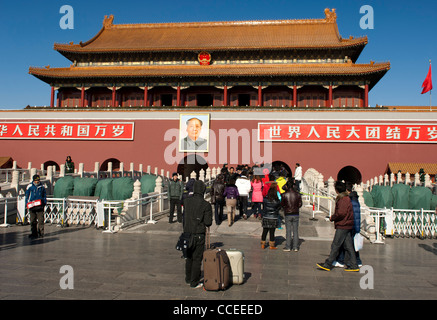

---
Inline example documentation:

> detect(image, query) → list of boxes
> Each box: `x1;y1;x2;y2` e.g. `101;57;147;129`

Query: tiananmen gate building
1;8;436;184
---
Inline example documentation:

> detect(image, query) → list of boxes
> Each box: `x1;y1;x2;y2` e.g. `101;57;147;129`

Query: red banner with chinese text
258;123;437;143
0;122;134;140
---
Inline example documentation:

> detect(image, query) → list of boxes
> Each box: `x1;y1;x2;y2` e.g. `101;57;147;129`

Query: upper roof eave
53;9;368;56
54;40;368;54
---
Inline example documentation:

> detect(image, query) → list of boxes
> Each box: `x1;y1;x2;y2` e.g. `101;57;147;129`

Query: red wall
2;117;437;182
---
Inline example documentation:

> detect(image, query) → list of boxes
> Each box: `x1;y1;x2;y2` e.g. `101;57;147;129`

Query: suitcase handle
206;226;210;249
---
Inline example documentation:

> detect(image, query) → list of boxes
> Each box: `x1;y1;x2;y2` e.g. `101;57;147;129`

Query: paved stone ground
0;206;436;302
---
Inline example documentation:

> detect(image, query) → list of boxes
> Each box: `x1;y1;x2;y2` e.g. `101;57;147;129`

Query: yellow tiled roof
387;163;437;175
53;9;367;53
0;157;13;169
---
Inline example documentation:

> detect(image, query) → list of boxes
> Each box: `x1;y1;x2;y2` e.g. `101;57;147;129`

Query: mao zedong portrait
180;117;208;152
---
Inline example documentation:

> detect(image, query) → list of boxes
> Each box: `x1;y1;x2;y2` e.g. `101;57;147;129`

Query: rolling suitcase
203;227;230;291
226;249;245;285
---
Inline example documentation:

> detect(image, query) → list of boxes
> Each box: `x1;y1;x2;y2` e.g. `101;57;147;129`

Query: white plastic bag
354;233;364;251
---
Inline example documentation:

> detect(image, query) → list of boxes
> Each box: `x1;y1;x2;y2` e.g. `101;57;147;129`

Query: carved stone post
425;174;431;187
133;180;142;219
190;171;197;180
108;162;113;178
206;168;211;182
355;184;366;208
405;172;410;185
11;170;20;193
154;176;163;212
78;163;84;177
327;177;335;195
60;164;65;177
397;171;402;184
414;173;420;186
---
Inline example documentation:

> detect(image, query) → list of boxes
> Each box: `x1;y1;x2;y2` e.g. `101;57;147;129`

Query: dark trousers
251;202;262;217
295;180;301;191
214;200;225;225
185;234;205;287
325;228;358;268
169;198;182;223
238;196;248;217
30;209;44;237
261;228;276;242
337;231;362;265
284;215;299;250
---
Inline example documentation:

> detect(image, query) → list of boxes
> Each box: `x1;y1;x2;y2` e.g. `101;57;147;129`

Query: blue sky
0;0;435;109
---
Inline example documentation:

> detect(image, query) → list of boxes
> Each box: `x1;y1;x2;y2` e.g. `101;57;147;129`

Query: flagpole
429;59;432;111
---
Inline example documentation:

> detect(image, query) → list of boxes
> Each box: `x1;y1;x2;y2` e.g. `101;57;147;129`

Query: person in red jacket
316;181;359;272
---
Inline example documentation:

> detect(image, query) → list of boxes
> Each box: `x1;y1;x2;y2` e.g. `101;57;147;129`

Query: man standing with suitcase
183;180;212;288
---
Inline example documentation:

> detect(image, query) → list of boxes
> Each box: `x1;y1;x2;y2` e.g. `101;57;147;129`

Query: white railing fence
13;196;117;229
301;168;437;243
387;208;436;239
0;191;169;233
301;178;336;218
0;169;216;233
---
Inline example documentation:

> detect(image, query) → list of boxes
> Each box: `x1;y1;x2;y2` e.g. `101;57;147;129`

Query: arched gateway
337;166;362;185
177;155;208;181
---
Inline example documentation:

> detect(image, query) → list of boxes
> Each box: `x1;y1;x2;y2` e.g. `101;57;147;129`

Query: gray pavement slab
0;206;436;302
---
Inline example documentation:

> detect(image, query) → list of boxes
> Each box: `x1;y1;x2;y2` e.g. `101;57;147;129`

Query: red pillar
224;85;228;106
293;85;297;107
177;86;181;107
144;87;148;107
112;87;116;107
84;91;89;107
50;87;55;108
329;85;333;107
81;87;85;108
56;91;61;108
258;86;263;107
364;84;369;108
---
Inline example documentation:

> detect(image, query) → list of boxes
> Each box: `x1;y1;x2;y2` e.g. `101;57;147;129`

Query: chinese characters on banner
0;122;134;140
258;123;437;143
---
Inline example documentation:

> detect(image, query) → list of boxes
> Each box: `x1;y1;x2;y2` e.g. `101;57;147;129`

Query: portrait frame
179;113;210;153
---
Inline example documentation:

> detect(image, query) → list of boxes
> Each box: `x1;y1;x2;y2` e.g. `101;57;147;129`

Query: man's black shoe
316;262;332;271
344;266;360;272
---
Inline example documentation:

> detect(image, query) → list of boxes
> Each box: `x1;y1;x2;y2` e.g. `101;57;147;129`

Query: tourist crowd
171;162;363;273
169;163;304;251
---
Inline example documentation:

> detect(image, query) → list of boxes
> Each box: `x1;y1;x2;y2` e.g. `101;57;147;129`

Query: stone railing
364;171;434;191
1;162;220;231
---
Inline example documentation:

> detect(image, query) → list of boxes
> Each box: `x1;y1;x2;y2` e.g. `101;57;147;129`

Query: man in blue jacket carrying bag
25;175;47;239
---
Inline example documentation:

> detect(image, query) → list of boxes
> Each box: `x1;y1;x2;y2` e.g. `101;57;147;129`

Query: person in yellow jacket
276;176;288;194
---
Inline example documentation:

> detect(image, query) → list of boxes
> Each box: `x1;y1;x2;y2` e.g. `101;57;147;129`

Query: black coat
183;181;213;234
263;197;281;220
210;180;225;204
